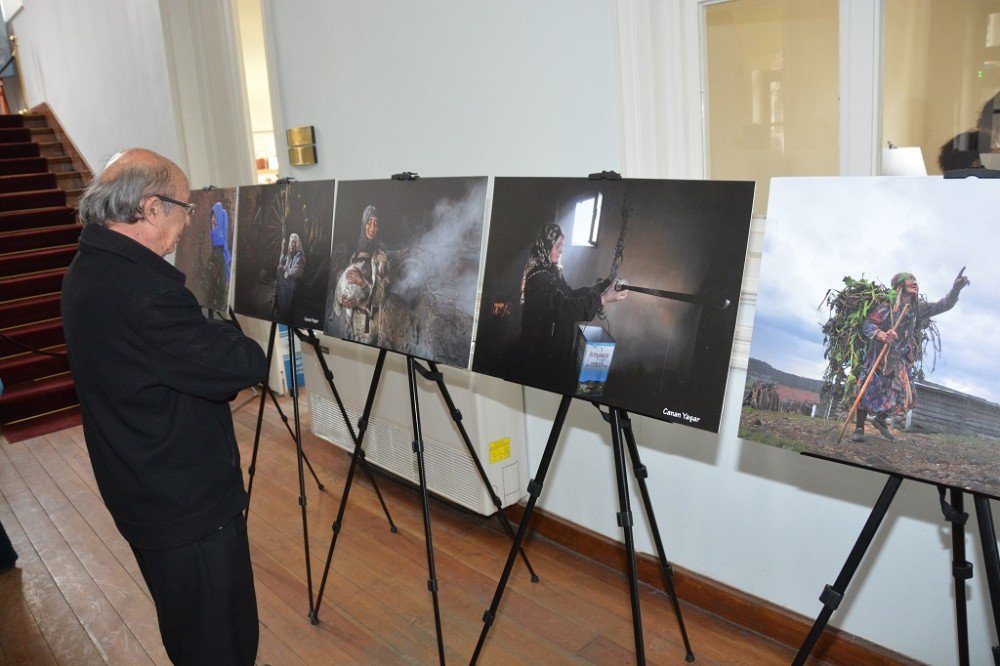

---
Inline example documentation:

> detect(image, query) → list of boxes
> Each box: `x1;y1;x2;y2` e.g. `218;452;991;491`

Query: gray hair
78;160;175;226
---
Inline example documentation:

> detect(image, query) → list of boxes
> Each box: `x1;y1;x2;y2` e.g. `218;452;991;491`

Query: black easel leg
265;387;325;491
246;320;278;516
407;356;446;665
949;489;971;666
286;328;315;618
620;412;694;662
297;331;395;530
609;408;646;664
973;494;1000;664
793;474;903;666
313;348;390;623
425;361;539;583
471;395;573;665
357;449;397;531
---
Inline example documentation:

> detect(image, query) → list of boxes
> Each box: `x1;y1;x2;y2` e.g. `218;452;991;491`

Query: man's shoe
850;428;865;442
871;416;896;441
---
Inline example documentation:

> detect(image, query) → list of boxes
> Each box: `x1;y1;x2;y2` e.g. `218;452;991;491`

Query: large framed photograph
232;180;336;328
173;187;236;313
472;177;754;433
741;177;1000;497
323;177;488;369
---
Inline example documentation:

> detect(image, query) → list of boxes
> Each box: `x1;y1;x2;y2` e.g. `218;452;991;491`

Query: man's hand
340;297;357;309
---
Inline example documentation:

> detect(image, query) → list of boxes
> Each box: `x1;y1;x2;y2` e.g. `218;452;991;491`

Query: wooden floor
0;390;807;665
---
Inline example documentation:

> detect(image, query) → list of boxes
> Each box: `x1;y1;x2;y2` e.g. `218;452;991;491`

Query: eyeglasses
150;194;197;216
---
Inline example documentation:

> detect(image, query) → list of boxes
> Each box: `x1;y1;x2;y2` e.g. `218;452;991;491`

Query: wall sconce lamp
286;126;317;166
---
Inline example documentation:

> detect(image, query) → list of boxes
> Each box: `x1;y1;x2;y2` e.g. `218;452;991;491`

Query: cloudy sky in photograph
750;176;1000;404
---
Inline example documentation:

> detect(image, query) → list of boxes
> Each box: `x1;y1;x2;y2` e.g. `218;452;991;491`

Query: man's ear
141;197;165;226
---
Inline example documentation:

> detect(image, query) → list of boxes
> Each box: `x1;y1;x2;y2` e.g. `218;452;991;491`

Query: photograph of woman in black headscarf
472;177;753;433
518;223;627;387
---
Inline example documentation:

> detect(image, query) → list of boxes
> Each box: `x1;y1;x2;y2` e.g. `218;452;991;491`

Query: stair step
0;224;80;255
0;346;69;384
0;292;62;328
0;157;47;176
20;114;47;129
28;127;56;143
45;156;75;173
0;205;76;233
0;245;77;278
0;267;69;300
0;372;77;426
2;405;82;443
0;142;41;160
0;115;25;129
0;128;31;144
36;141;66;158
55;171;87;190
0;320;65;356
0;188;67;211
0;172;58;193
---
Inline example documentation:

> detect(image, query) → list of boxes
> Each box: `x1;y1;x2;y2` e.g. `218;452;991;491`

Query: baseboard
505;503;918;665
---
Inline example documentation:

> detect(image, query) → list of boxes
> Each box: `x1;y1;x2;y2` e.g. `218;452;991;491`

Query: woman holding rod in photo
518;223;627;386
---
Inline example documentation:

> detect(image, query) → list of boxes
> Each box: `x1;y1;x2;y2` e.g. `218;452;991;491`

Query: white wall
263;0;621;180
263;2;998;665
9;0;179;170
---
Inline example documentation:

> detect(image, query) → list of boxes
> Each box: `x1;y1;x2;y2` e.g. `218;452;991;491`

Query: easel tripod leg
973;494;1000;664
265;386;324;490
609;408;646;664
357;450;397;530
425;361;539;583
312;348;391;623
945;488;971;666
287;328;316;618
407;356;446;665
793;474;903;666
471;395;573;664
298;333;395;530
246;320;278;514
620;412;694;662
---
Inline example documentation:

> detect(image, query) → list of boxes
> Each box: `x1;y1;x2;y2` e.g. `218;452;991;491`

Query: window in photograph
571;194;602;247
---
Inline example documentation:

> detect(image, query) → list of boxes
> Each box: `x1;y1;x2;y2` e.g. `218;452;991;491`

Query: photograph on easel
232;180;336;329
172;187;237;314
323;177;488;369
741;177;1000;498
472;177;754;433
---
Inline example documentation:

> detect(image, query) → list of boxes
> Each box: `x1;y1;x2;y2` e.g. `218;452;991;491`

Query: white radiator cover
300;335;528;516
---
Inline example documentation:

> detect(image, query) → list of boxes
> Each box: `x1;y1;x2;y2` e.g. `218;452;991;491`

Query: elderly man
61;148;267;664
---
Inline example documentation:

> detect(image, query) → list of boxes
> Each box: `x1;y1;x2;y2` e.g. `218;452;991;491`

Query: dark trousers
131;513;258;665
0;519;17;570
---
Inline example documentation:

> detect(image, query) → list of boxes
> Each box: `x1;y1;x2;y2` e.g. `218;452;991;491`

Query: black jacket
62;224;267;549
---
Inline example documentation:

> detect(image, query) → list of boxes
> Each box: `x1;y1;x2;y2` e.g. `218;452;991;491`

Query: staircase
0;108;91;443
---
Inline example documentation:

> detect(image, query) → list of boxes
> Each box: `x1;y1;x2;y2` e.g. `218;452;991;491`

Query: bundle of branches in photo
819;275;941;404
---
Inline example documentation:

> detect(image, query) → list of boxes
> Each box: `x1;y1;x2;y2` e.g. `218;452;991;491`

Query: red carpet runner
0;112;87;442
